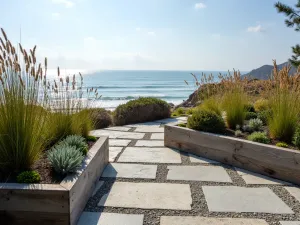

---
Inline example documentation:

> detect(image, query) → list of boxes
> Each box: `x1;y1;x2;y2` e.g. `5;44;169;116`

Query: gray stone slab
285;187;300;202
92;181;104;196
90;130;145;139
98;182;192;210
160;216;269;225
78;212;144;225
235;167;290;185
167;166;232;183
109;139;131;147
134;127;164;133
118;147;181;163
150;133;164;140
102;163;157;179
189;154;220;164
109;147;123;162
280;222;300;225
105;126;131;131
135;140;164;147
126;122;161;127
202;186;293;214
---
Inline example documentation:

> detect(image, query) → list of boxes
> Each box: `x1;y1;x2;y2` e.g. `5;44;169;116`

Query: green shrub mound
61;135;88;155
172;107;185;117
88;108;112;129
245;112;257;120
17;171;41;183
276;142;289;148
293;126;300;149
47;145;84;175
247;132;270;144
86;135;97;142
113;97;171;126
187;109;226;134
257;110;272;125
235;130;243;137
248;118;263;131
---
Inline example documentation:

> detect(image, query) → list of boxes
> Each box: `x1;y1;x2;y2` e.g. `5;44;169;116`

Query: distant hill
242;62;297;80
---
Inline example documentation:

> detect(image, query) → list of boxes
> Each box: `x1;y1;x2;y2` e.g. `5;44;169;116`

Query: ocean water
82;70;226;110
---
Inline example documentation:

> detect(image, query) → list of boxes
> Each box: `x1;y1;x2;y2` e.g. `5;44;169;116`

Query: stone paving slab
98;182;192;210
160;216;269;225
235;167;290;185
109;147;123;162
135;140;164;147
280;222;300;225
202;186;293;214
189;154;220;164
134;127;164;133
78;212;144;225
126;122;161;127
167;165;232;183
150;133;164;140
102;163;157;179
118;147;181;164
105;126;131;131
90;130;145;139
92;181;104;196
285;187;300;202
156;117;187;125
109;139;131;147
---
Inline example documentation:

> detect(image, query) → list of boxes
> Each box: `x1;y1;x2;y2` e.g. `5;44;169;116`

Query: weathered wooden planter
165;125;300;185
0;136;109;225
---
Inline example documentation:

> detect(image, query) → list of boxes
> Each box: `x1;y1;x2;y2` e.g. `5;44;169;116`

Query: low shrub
245;112;257;120
200;97;222;116
244;103;255;113
247;132;270;144
235;130;243;137
172;107;185;117
178;123;186;127
254;99;269;112
187;109;225;134
293;126;300;149
17;171;41;183
47;145;84;175
276;142;289;148
186;108;194;115
113;97;171;126
257;110;271;125
88;108;112;129
61;135;88;155
248;118;263;131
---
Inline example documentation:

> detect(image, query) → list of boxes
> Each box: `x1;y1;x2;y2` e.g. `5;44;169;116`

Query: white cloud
247;24;265;33
195;2;206;9
147;31;155;36
51;0;74;8
51;13;60;20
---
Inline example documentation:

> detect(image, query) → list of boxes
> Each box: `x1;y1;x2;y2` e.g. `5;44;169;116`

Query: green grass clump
222;89;247;129
17;171;41;183
257;110;271;125
247;132;270;144
187;109;225;134
186;108;194;115
276;142;289;148
200;97;222;116
254;98;269;112
60;135;88;155
245;112;257;120
172;107;186;117
86;135;97;142
293;126;300;149
113;97;171;126
248;118;263;131
178;123;186;127
47;144;84;175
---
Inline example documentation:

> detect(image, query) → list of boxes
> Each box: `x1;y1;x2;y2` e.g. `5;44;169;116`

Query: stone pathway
79;117;300;225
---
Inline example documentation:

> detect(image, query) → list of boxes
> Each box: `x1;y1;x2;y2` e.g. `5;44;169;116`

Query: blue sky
1;0;299;72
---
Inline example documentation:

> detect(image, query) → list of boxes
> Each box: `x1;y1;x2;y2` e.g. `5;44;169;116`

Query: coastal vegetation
113;97;170;125
0;28;97;183
183;61;300;150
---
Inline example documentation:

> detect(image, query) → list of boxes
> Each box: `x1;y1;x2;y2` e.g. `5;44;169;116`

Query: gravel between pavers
85;125;300;225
